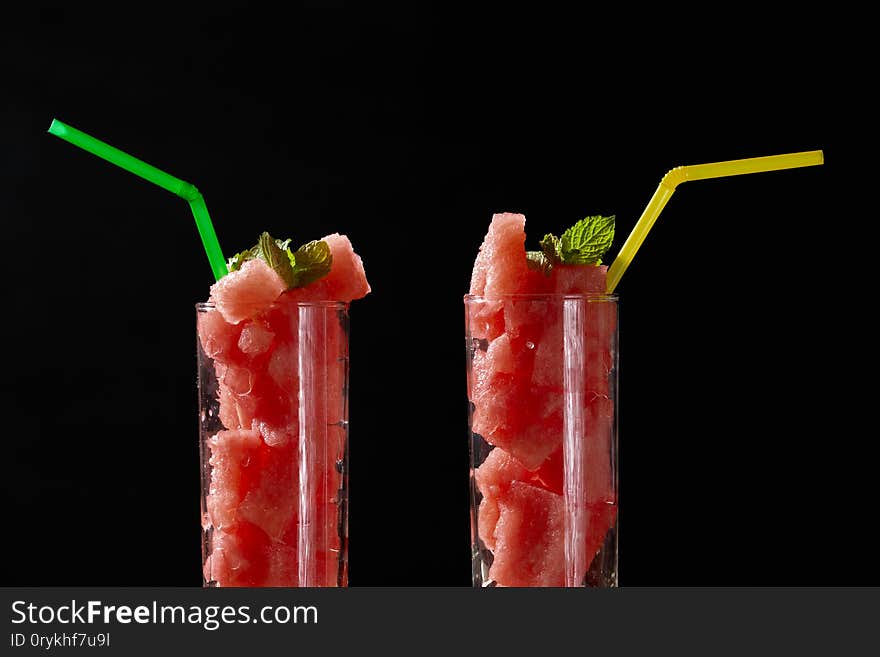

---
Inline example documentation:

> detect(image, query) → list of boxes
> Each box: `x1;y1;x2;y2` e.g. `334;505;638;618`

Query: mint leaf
558;215;615;265
258;232;297;288
290;239;332;287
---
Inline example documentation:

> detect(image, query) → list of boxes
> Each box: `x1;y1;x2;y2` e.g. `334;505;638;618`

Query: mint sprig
227;232;333;290
526;215;615;275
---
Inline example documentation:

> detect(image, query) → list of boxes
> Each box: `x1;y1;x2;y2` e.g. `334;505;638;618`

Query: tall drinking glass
465;294;618;587
197;300;349;587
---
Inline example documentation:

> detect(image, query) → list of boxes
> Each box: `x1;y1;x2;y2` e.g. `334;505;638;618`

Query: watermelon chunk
238;323;275;356
206;428;262;531
268;341;298;393
205;521;275;587
530;307;563;389
217;380;258;430
469;213;527;296
287;233;371;303
470;329;565;469
484;481;615;588
489;481;564;587
475;444;572;550
471;377;563;470
474;447;532;551
207;517;339;587
552;264;608;295
474;445;616;587
210;259;287;324
198;307;243;363
237;440;298;542
467;297;506;342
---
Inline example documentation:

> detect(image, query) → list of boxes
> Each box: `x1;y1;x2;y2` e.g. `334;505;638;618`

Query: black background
2;5;874;586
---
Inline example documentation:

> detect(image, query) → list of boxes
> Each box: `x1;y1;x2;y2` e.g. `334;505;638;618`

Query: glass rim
196;300;350;311
464;293;618;302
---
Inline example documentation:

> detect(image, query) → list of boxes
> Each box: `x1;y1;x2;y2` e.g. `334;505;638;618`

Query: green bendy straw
47;118;228;281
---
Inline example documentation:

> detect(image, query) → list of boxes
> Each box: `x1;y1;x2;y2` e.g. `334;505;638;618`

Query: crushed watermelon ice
199;233;368;587
468;213;617;587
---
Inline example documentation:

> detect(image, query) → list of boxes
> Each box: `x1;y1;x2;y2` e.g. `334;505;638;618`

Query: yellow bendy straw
605;150;825;294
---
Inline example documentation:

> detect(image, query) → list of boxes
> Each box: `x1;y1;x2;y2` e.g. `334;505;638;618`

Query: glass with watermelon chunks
197;232;370;587
466;213;618;587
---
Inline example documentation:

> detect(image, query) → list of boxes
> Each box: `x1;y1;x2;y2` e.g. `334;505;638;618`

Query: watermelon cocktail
464;151;826;587
198;232;369;586
466;213;618;587
45;121;822;588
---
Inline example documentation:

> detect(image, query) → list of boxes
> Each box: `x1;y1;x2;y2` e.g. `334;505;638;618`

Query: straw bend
606;149;824;294
660;166;688;190
175;182;202;202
